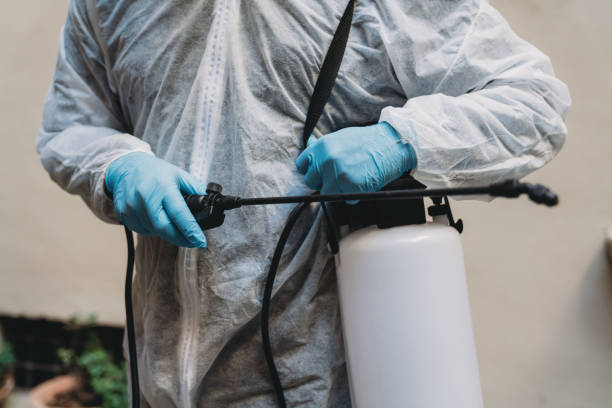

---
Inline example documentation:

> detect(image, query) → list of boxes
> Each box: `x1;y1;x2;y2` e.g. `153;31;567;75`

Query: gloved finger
114;191;153;235
163;191;207;248
132;189;164;238
296;135;321;174
303;166;322;191
320;175;359;205
338;181;361;205
123;216;154;236
320;175;342;197
176;169;207;195
295;150;312;174
296;136;319;173
149;206;197;248
306;134;318;147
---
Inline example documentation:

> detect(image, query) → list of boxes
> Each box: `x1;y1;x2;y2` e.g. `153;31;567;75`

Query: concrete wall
0;0;610;406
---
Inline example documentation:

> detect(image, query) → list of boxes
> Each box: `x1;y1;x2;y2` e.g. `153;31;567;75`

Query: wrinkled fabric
37;0;570;407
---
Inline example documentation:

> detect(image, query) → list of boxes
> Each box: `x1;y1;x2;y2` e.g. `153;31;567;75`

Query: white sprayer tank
335;219;483;408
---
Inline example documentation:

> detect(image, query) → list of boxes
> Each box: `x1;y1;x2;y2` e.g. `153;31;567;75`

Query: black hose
124;226;140;408
123;201;313;408
261;201;310;407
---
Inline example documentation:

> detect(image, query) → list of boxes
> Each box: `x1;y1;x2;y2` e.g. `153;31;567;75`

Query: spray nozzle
488;180;558;206
525;184;559;206
183;183;241;230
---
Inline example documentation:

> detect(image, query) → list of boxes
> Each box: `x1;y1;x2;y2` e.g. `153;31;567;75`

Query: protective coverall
37;0;570;406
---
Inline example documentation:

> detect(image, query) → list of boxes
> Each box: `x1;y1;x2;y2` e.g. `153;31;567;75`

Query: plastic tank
335;221;483;408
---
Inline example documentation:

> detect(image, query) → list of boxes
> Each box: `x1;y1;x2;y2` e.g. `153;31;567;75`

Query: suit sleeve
379;0;571;189
36;0;152;223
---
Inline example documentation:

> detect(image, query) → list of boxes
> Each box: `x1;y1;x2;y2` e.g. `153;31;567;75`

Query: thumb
177;170;207;195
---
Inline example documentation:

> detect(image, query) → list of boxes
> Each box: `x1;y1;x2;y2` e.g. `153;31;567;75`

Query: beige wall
458;1;612;406
0;0;610;406
0;0;126;326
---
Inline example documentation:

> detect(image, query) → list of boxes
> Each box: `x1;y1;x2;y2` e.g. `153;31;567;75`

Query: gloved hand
295;122;417;199
105;152;208;248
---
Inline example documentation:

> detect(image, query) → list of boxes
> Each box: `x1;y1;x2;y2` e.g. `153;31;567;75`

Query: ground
4;389;30;408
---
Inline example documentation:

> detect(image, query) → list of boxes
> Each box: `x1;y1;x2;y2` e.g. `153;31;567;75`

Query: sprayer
122;0;560;406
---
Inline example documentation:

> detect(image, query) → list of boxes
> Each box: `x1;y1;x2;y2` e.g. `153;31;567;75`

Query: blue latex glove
295;122;417;199
105;152;208;248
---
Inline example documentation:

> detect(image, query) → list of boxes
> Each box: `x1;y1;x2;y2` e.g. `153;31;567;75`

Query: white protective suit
37;0;570;406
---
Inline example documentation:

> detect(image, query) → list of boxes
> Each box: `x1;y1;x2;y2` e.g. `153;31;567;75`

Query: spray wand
182;179;558;231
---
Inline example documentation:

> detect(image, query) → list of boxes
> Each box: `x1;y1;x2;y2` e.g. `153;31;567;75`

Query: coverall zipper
178;1;231;406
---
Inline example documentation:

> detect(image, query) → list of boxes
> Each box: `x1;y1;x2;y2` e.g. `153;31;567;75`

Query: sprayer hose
124;226;140;408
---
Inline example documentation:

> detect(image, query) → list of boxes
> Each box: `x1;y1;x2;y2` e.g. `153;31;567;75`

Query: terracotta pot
0;373;15;403
29;374;99;408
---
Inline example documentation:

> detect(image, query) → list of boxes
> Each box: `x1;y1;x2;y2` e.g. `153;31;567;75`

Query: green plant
57;316;128;408
0;340;15;378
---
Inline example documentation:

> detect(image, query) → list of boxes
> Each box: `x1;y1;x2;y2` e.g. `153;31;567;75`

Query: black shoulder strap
302;0;355;147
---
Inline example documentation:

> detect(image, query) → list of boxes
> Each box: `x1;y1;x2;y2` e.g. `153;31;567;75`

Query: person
37;0;570;406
